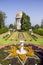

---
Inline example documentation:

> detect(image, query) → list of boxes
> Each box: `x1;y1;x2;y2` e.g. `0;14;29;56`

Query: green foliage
33;24;43;36
33;28;43;36
9;24;14;29
31;35;38;41
21;12;31;30
41;20;43;28
3;34;9;39
13;24;16;29
0;27;8;34
34;24;40;29
0;11;6;28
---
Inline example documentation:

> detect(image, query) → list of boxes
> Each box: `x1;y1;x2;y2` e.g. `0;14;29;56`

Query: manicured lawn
22;31;43;45
0;31;43;45
0;31;19;45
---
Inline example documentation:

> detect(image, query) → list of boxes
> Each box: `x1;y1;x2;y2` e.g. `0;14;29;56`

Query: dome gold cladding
16;12;22;18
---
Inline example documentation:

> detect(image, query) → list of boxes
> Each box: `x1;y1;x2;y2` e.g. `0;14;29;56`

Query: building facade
16;12;22;30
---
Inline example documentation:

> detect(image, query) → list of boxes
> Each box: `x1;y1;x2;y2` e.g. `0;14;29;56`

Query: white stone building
16;12;22;30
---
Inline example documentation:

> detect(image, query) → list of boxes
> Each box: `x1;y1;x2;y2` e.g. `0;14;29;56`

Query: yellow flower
4;45;36;62
19;54;26;61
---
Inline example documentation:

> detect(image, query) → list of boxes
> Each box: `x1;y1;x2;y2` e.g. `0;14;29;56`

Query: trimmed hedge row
31;35;38;41
33;28;43;36
0;27;8;34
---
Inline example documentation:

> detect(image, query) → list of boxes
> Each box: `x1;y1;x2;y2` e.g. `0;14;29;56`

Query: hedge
33;28;43;36
0;27;8;34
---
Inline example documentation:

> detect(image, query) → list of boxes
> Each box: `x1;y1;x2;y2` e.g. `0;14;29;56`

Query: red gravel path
0;44;10;49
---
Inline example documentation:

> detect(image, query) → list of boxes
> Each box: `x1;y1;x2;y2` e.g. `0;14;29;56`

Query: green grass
0;31;19;45
22;31;43;45
0;36;6;45
0;31;43;45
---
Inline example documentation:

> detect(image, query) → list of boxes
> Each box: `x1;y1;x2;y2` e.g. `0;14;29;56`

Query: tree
41;19;43;28
0;11;6;29
9;24;14;29
21;12;31;30
13;24;16;29
34;24;40;29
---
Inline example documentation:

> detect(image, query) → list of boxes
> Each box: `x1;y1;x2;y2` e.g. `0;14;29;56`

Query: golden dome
16;12;22;18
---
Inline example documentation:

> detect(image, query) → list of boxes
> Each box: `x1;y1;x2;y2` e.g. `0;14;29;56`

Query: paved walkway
0;32;9;36
0;44;10;49
34;33;43;38
9;32;16;40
